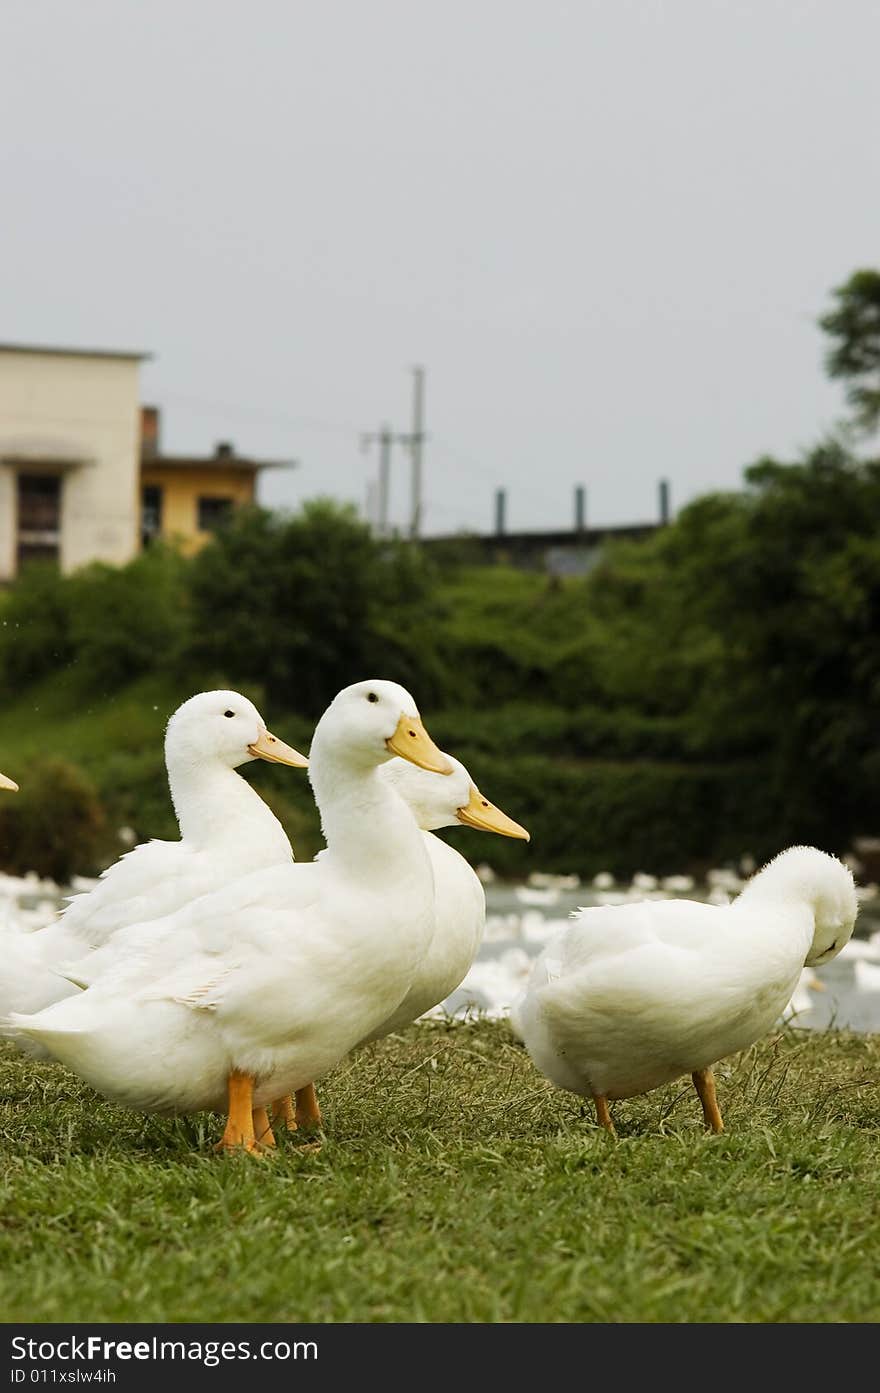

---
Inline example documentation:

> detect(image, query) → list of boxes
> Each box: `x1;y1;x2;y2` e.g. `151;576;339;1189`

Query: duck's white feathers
8;681;441;1116
0;691;295;1039
10;851;431;1114
360;832;485;1041
516;869;843;1103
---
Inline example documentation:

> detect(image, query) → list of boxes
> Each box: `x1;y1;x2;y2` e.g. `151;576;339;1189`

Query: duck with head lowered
0;690;307;1036
515;846;857;1136
8;680;460;1155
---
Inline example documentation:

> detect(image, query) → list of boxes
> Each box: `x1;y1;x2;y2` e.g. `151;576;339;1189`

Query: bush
188;500;451;714
0;564;73;693
428;703;690;763
67;546;190;694
0;758;107;882
438;753;807;880
0;547;189;700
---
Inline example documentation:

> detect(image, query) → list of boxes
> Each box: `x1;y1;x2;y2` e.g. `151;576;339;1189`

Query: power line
159;390;360;436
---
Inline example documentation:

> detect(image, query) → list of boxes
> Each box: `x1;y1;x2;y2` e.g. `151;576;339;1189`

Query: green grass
2;1021;879;1323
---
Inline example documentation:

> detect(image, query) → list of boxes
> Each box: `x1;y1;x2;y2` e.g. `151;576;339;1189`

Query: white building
0;343;146;581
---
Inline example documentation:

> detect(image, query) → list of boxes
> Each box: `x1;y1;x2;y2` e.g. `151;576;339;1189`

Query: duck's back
522;898;806;1100
60;839;196;949
62;820;294;952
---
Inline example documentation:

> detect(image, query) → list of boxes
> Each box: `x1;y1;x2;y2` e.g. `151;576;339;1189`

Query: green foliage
0;546;188;700
2;1024;879;1322
0;758;106;881
0;563;73;691
188;501;451;714
440;753;776;878
3;418;880;876
820;268;880;434
66;546;190;693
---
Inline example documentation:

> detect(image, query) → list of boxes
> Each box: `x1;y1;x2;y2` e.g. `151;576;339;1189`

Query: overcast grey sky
2;1;878;534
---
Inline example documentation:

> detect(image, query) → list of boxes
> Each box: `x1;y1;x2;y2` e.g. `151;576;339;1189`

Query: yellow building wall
140;466;256;556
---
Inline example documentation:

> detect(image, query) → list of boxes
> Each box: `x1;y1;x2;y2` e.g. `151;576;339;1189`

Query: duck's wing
122;861;326;1010
58;840;195;949
538;900;740;1037
562;898;725;971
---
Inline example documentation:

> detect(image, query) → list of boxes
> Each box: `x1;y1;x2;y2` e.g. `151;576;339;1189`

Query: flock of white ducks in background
0;681;866;1150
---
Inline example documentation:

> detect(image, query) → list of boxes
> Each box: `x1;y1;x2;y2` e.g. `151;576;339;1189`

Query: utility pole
574;485;587;532
659;478;671;525
409;366;425;539
494;488;507;535
361;425;394;537
364;367;427;540
365;477;378;530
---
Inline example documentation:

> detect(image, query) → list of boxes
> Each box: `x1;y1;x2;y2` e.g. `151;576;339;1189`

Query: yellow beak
386;714;453;775
247;729;309;768
456;784;530;840
0;772;18;792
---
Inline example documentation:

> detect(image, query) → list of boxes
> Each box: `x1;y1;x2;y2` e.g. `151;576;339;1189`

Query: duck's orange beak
248;729;309;768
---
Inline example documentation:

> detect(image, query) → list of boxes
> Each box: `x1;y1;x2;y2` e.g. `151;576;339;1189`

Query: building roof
141;453;296;473
0;342;151;362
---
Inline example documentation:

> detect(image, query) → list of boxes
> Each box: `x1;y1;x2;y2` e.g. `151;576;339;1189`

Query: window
141;485;163;547
197;496;234;532
17;474;61;568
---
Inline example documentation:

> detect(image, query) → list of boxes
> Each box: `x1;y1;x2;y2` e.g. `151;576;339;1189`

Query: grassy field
1;1020;879;1323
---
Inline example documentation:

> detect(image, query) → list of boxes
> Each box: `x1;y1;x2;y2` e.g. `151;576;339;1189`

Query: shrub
0;758;107;883
438;754;805;880
0;564;73;693
67;546;189;694
188;500;451;714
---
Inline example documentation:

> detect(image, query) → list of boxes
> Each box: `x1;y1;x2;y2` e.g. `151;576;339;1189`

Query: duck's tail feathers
2;1011;85;1044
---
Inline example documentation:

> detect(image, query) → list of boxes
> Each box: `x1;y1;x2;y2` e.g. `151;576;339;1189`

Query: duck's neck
168;757;291;861
309;747;429;886
734;879;815;958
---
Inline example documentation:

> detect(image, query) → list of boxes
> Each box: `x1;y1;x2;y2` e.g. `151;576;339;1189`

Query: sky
2;1;878;536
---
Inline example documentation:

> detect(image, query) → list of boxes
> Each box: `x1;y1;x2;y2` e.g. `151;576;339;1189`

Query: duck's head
746;846;857;966
382;753;530;840
312;680;452;775
0;772;18;792
165;690;308;772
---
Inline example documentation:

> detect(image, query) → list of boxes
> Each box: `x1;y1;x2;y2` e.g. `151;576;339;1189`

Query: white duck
62;748;532;1136
8;680;452;1154
0;690;307;1036
362;754;530;1040
515;846;857;1135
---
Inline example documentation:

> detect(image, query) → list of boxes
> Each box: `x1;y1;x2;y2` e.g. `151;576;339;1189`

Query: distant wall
424;523;660;575
0;350;141;580
140;465;256;556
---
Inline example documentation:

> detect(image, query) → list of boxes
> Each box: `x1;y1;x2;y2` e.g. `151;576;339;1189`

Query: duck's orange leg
271;1094;297;1131
216;1071;260;1154
252;1106;276;1149
271;1083;322;1133
692;1067;724;1134
594;1093;617;1136
295;1083;322;1129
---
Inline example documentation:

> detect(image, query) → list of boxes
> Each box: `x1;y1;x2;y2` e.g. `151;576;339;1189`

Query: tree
820;269;880;434
187;499;450;715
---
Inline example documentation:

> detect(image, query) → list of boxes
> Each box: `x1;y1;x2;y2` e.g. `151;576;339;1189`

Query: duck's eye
224;710;235;718
367;692;379;703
